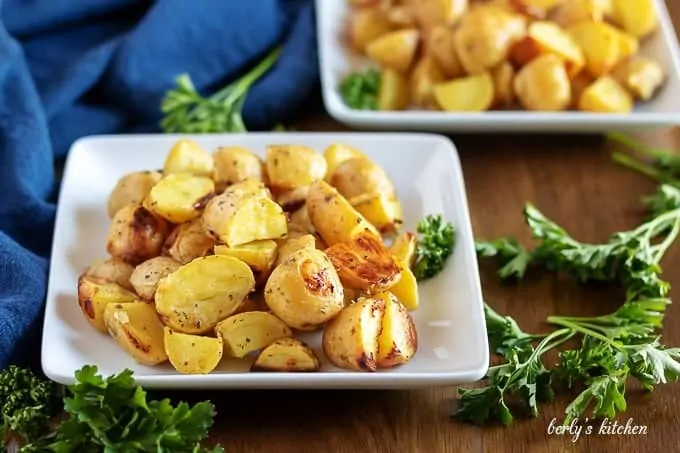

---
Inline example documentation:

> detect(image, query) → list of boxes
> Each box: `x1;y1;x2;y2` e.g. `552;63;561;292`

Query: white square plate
316;0;680;133
42;133;488;389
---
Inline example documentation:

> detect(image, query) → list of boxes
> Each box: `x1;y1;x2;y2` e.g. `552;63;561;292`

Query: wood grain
176;3;680;452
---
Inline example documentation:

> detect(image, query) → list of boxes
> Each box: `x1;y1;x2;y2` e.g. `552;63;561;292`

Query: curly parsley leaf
413;214;455;281
339;68;380;110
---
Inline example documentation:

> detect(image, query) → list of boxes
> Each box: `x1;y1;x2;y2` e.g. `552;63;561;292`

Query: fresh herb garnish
339;68;380;110
161;47;281;133
413;214;455;281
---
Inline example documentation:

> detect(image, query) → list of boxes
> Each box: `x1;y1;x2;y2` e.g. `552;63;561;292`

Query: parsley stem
546;317;622;350
607;131;675;161
612;152;666;182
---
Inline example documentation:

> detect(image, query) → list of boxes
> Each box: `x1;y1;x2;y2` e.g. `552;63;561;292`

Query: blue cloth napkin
0;0;319;368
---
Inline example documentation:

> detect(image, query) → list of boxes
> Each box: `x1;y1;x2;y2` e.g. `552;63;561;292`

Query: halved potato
514;54;571;111
350;6;394;52
215;311;292;358
349;193;403;233
612;57;665;101
164;327;224;374
433;73;495;112
84;257;135;291
143;174;215;223
552;0;608;27
322;296;386;371
275;234;317;267
374;292;418;368
163;139;214;177
611;0;658;38
251;338;321;372
378;68;410;111
104;302;168;365
107;204;170;265
265;145;327;191
214;240;278;272
212;146;264;193
220;179;272;200
365;28;420;72
155;255;255;334
78;276;140;332
578;75;633;113
424;25;464;79
511;21;585;77
325;230;402;293
410;56;446;108
306;180;378;246
568;22;621;77
107;171;162;218
330;157;396;200
129;256;181;301
323;144;367;182
389;232;417;268
388;257;419;310
162;219;216;264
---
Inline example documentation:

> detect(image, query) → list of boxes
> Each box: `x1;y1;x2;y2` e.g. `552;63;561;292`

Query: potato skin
129;256;181;301
212;146;264;193
163;219;216;264
107;204;171;265
265;145;327;190
143;174;215;223
84;257;135;291
163;139;214;177
375;292;418;368
104;302;168;365
78;275;139;332
264;248;345;331
275;234;317;267
215;311;292;358
107;171;161;219
329;157;396;200
164;327;224;374
514;54;571;111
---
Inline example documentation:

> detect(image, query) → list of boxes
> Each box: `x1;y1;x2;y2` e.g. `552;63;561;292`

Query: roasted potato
374;292;418;368
275;234;317;267
409;0;469;28
129;256;181;301
424;25;464;79
233;292;269;315
611;0;658;38
568;22;622;77
323;144;367;182
612;57;665;101
215;311;292;358
570;72;595;109
378;68;410;111
164;327;224;374
514;54;571;111
433;73;495;112
107;204;170;265
265;145;327;191
163;139;214;177
329;157;396;200
143;174;215;223
389;232;417;268
107;171;161;218
201;187;287;247
349;193;403;233
288;205;316;235
322;296;386;371
325;230;402;293
350;6;394;52
410;56;446;108
155;255;255;334
492;62;516;107
251;338;321;372
212;146;264;193
104;302;168;365
551;0;608;27
275;186;310;212
78;275;140;332
264;248;345;331
220;179;272;200
162;219;216;264
388;257;419;310
214;240;278;272
365;28;420;72
578;75;633;113
306;180;378;246
510;21;585;77
84;257;135;291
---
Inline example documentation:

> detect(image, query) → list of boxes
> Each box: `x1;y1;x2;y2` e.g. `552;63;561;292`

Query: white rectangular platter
316;0;680;133
42;133;488;389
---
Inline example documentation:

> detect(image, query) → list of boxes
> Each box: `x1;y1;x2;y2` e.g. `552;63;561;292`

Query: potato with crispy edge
388;257;419;310
306;180;378;246
492;62;516;108
350;6;394;52
214;240;278;272
264;248;345;331
163;139;214;177
251;338;321;372
374;292;418;368
212;146;264;193
104;302;168;365
162;219;216;264
275;234;317;267
143;174;214;223
330;157;396;200
389;232;417;268
164;327;224;374
107;171;162;219
155;255;255;334
84;257;135;291
78;275;140;332
129;256;181;301
275;186;310;212
514;54;571;111
215;311;292;358
424;25;464;79
107;204;170;265
366;28;420;72
265;145;327;191
612;57;665;101
322;296;386;371
349;193;403;233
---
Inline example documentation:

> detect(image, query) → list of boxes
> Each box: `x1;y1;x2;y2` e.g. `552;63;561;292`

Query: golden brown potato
155;255;255;334
164;327;224;374
215;311;292;358
578;76;633;113
322;296;386;371
129;256;181;301
107;204;170;265
514;54;571;111
329;157;396;200
349;193;403;233
512;0;565;16
325;230;402;293
214;240;278;272
611;0;658;38
374;292;418;367
212;146;264;193
551;0;608;27
323;144;367;182
275;234;317;267
492;62;516;107
384;4;417;28
163;139;214;177
349;6;394;52
388;257;419;310
365;28;420;72
568;22;622;77
378;68;410;111
410;57;446;108
78;275;140;332
265;145;327;191
570;72;595;109
251;338;321;372
614;28;639;61
104;302;168;365
220;179;272;200
612;57;665;101
264;248;345;331
162;219;216;264
389;232;417;267
143;174;215;224
107;171;161;219
409;0;469;28
306;180;378;246
433;73;495;112
454;5;527;74
84;257;135;291
424;25;464;79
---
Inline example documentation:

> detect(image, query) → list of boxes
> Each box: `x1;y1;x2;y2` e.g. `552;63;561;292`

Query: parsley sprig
413;214;456;281
339;68;380;110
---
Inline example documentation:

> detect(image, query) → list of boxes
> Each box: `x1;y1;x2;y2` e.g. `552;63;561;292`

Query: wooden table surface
194;3;680;452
